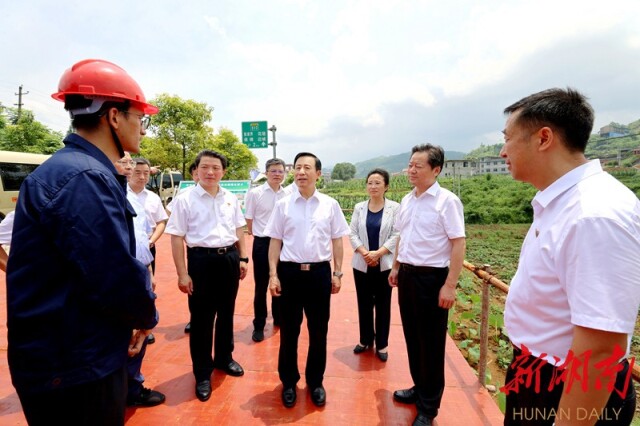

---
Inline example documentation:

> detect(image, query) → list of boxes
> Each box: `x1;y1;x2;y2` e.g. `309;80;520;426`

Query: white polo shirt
244;182;291;237
264;189;350;263
505;160;640;364
165;184;246;248
395;181;465;267
127;186;168;234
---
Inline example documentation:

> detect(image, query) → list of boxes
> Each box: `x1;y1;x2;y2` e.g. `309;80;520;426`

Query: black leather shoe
413;414;433;426
147;333;155;344
310;386;326;407
282;387;296;408
184;322;191;333
393;387;417;404
127;387;166;407
216;359;244;376
195;380;211;402
353;344;371;354
252;329;264;342
376;350;388;362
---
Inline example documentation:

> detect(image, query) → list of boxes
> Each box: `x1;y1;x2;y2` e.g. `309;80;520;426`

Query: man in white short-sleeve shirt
264;152;349;409
127;157;168;345
388;143;466;426
115;153;165;408
165;149;249;403
244;158;292;342
501;88;640;425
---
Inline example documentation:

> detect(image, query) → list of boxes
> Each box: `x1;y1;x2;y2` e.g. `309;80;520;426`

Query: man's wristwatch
239;257;249;263
333;271;344;278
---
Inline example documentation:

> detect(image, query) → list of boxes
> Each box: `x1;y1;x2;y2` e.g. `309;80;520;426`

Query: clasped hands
362;249;381;267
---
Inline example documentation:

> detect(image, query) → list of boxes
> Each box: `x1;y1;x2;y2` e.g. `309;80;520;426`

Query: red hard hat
51;59;158;115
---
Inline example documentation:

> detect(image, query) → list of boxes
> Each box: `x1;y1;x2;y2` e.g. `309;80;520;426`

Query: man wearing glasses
6;59;158;424
244;158;292;342
115;153;165;408
127;157;169;345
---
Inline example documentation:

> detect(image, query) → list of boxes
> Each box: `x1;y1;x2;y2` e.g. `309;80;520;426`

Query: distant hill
465;144;502;159
353;150;466;178
464;119;640;162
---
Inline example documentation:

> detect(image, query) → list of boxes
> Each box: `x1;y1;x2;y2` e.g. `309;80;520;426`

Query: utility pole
268;125;277;159
14;85;29;120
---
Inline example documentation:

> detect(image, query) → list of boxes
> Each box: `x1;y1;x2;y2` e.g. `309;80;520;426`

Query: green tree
211;127;258;180
331;162;356;180
144;94;215;174
0;109;63;154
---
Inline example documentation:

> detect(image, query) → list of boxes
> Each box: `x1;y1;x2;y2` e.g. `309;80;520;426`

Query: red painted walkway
0;235;503;425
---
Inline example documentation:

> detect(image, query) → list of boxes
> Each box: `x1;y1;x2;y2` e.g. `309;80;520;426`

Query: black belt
188;245;236;255
400;263;448;273
280;261;329;271
253;236;271;240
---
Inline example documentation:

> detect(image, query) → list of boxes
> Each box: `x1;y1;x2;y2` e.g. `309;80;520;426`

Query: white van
0;150;50;219
146;169;183;206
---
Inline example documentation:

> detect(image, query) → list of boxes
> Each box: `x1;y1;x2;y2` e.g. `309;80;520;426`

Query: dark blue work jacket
6;133;158;394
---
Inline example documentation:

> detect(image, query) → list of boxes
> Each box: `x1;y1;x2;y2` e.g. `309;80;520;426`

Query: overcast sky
2;0;640;169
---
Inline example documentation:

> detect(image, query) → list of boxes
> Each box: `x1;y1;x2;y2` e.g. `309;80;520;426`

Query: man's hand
438;285;456;309
331;276;342;294
388;268;399;287
178;273;193;295
128;329;152;356
269;276;281;297
239;261;248;280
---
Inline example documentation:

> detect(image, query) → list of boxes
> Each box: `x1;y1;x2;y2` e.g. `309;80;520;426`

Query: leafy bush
324;170;639;224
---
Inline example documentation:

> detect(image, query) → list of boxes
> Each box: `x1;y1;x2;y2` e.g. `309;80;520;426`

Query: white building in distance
440;157;509;178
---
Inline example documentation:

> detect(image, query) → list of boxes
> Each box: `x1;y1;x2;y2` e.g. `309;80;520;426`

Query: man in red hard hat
6;59;159;425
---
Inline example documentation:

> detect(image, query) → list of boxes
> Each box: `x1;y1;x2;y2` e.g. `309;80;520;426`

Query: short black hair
195;149;228;169
189;162;197;174
293;152;321;171
411;144;445;170
65;95;130;130
504;87;594;152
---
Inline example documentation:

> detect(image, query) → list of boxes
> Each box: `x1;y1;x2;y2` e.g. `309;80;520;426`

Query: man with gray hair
245;158;291;342
389;143;466;426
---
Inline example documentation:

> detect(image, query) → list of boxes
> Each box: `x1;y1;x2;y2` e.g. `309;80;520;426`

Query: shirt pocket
414;211;441;237
217;201;237;228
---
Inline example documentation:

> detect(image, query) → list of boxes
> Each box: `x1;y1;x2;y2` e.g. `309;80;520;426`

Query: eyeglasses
116;160;136;167
268;170;285;175
122;111;151;130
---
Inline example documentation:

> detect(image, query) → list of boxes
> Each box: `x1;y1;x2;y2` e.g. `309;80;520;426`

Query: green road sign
242;121;268;148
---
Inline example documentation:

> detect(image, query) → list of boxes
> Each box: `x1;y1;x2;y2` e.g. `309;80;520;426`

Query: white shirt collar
533;160;602;209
